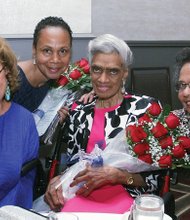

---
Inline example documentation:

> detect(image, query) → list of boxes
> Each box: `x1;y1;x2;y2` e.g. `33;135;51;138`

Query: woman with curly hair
0;37;39;208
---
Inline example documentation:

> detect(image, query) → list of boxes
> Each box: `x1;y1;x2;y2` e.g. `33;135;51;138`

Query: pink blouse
86;103;121;153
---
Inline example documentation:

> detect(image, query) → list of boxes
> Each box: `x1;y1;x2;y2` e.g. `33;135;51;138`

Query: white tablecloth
53;212;172;220
0;206;172;220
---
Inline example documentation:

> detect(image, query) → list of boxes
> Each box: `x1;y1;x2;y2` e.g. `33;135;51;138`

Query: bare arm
44;164;146;210
70;164;146;197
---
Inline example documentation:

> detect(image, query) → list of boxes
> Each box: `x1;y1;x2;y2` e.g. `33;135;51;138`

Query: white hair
88;34;133;70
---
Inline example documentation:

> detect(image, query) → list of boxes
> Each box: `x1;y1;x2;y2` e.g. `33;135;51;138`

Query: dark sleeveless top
13;66;50;112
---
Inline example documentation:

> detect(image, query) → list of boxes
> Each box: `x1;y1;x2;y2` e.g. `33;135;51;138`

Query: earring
5;82;11;101
122;79;126;94
33;56;36;65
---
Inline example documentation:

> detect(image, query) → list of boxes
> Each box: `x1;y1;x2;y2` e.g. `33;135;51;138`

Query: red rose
151;122;168;138
178;136;190;149
172;145;185;158
159;155;172;168
159;136;173;149
78;58;89;68
138;154;153;164
69;69;82;80
57;75;69;86
77;58;90;74
147;102;162;116
138;114;152;125
134;142;150;155
82;64;90;74
165;113;180;129
126;125;147;143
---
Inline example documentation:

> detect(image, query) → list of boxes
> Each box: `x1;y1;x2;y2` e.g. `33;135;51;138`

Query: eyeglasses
175;81;190;91
91;65;123;77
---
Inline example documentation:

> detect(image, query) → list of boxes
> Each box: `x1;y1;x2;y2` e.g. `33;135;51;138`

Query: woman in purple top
0;37;39;208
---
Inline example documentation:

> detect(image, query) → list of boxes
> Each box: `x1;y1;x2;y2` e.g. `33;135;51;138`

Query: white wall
92;0;190;41
1;0;190;40
0;0;91;37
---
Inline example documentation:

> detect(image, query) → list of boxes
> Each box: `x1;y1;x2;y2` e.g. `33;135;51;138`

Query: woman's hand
79;90;95;104
58;106;69;124
44;175;64;211
70;164;123;197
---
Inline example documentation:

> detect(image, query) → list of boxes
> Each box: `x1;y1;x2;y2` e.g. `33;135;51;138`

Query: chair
127;67;172;107
21;158;39;177
126;66;177;219
21;158;48;200
158;169;178;220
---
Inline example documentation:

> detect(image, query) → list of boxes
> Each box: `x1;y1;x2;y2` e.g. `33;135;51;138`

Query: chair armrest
162;192;177;220
21;158;39;177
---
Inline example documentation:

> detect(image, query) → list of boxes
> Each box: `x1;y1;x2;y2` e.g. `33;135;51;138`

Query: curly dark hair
174;47;190;84
33;16;73;48
0;37;19;98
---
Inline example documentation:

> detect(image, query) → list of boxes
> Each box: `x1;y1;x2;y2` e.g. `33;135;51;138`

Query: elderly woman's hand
79;90;95;104
44;175;65;211
69;164;123;197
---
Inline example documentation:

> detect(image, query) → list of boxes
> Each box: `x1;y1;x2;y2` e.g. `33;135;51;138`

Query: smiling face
33;26;71;80
178;62;190;113
90;52;128;103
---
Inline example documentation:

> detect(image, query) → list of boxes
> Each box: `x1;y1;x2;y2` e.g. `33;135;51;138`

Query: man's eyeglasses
175;81;190;91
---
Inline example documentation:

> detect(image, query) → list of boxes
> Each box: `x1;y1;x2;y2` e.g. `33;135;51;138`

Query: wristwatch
126;175;134;185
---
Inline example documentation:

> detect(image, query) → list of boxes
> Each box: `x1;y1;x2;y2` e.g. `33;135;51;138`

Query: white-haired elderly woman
44;34;161;213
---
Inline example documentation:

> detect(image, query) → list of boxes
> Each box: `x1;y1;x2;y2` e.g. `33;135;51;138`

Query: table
0;206;172;219
52;212;172;220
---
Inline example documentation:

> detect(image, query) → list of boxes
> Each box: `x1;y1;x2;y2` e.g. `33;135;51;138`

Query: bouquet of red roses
39;58;92;143
54;58;92;92
126;102;190;169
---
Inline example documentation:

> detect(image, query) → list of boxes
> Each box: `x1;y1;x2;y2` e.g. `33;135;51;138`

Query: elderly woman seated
43;34;161;213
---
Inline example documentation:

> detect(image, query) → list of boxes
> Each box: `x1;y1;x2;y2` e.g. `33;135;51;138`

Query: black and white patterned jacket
63;93;161;197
